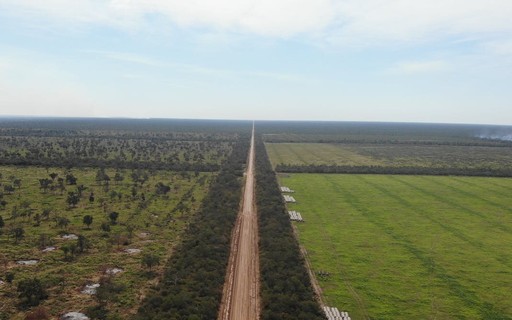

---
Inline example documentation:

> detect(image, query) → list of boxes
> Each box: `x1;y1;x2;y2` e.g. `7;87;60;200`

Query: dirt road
218;124;260;320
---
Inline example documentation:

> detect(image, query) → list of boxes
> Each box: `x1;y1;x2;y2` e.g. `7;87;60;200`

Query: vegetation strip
254;134;325;320
136;133;250;319
276;164;512;177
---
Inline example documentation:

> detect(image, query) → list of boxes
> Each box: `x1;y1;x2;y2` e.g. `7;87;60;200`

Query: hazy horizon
1;1;511;125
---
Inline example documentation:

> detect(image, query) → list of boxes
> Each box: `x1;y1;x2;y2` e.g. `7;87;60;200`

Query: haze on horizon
0;1;511;125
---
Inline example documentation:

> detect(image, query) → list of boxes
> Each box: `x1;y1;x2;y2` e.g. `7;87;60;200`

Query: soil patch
106;268;123;275
124;248;141;254
60;312;90;320
17;260;38;265
81;283;100;295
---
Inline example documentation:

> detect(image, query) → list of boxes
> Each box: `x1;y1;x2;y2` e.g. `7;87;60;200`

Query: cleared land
280;173;512;319
0;166;212;319
266;142;512;170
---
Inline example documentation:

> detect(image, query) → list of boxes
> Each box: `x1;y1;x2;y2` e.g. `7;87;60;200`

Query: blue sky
0;1;511;124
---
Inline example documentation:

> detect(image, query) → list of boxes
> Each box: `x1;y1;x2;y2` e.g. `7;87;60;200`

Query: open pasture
0;166;212;319
281;173;512;319
266;142;512;172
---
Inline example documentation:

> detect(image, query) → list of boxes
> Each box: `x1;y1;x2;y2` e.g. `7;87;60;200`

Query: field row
280;174;512;319
266;142;512;171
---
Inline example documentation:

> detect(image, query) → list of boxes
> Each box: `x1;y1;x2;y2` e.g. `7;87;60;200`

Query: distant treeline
257;120;512;144
0;158;221;172
0;117;252;134
264;138;512;147
136;134;249;320
255;135;326;320
276;164;512;177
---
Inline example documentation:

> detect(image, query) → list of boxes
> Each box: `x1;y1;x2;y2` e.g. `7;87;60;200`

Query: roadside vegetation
255;135;325;320
136;133;250;320
281;173;512;319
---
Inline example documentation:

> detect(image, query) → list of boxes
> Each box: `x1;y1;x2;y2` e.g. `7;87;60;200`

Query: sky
0;1;511;124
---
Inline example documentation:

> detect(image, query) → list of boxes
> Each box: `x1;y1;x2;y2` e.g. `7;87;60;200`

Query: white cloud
390;60;449;75
1;0;512;45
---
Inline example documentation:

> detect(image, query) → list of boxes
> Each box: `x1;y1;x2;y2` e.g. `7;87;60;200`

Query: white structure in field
283;195;296;203
323;306;351;320
280;186;294;193
288;210;304;222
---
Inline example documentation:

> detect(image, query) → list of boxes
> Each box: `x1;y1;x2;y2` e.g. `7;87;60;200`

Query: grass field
0;166;212;319
279;174;512;319
266;142;512;170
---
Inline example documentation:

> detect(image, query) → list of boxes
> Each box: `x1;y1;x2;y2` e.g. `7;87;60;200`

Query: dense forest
136;133;250;319
254;135;326;320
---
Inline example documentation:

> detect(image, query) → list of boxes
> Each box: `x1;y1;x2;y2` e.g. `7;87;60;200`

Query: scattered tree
6;272;15;284
61;243;77;261
38;179;52;193
65;173;77;185
77;235;89;253
155;182;171;195
17;278;48;309
96;276;125;304
83;215;93;229
101;222;111;232
12;227;24;243
66;191;80;208
57;178;66;195
55;217;70;230
141;253;160;271
4;185;14;195
114;171;124;185
76;185;87;197
41;208;51;220
13;179;22;189
109;211;119;225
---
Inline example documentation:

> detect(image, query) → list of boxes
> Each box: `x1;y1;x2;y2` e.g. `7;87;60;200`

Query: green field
265;143;387;167
280;174;512;319
0;166;212;319
266;142;512;171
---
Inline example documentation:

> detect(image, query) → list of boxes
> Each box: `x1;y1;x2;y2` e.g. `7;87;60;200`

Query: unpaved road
219;124;260;320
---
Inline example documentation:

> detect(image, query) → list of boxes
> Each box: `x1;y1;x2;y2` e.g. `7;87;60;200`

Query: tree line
0;157;221;172
136;133;250;320
276;164;512;177
255;135;326;320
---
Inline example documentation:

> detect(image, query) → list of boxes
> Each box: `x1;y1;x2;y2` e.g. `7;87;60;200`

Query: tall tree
17;278;48;309
66;191;80;208
83;215;93;229
12;227;24;243
109;211;119;225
